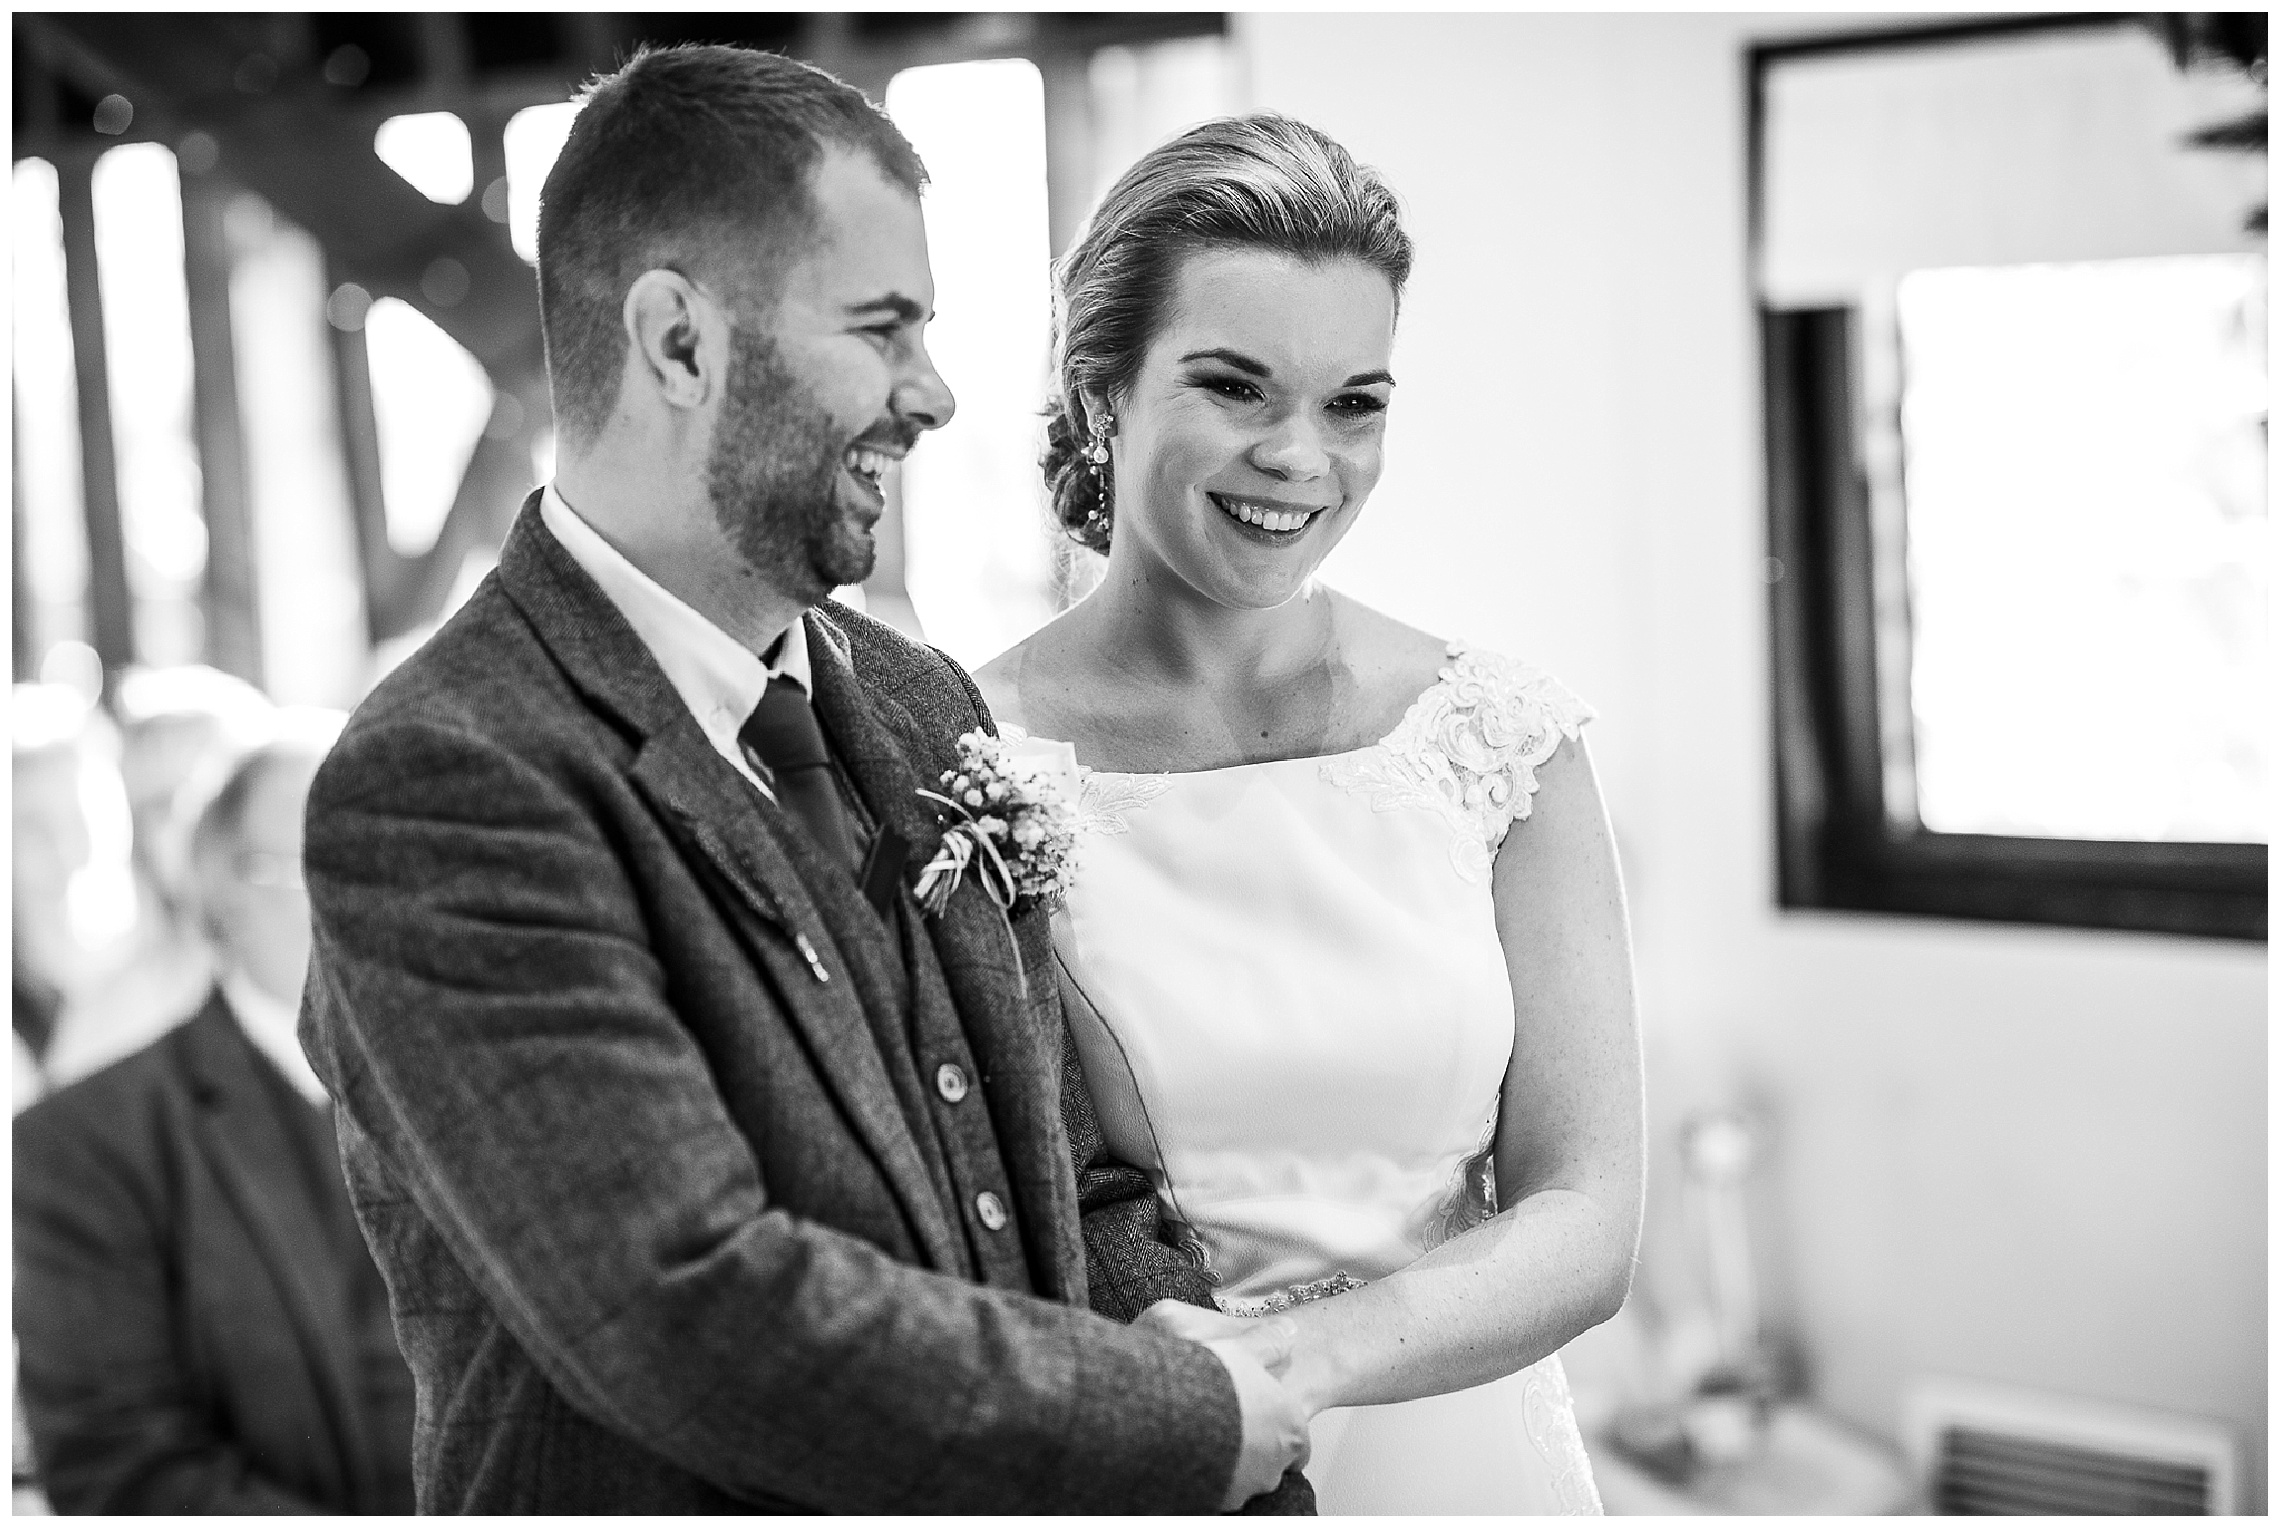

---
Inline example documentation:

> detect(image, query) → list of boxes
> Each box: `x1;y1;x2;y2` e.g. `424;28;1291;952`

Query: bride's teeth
1215;494;1319;532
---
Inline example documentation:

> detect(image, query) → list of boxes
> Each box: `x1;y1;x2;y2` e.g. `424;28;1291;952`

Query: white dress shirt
541;484;809;798
221;968;330;1107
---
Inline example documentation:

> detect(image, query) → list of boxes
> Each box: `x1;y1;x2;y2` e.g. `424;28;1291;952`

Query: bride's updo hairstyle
1043;114;1413;552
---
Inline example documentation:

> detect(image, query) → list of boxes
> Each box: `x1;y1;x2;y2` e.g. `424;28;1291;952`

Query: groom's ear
622;270;722;414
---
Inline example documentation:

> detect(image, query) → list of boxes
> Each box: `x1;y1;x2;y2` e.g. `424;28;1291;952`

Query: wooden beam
33;14;547;380
328;282;538;647
180;168;263;686
414;12;472;100
54;152;134;686
324;293;396;646
562;12;623;77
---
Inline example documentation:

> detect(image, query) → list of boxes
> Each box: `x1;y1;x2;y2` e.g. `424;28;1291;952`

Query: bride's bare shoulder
971;641;1030;731
1325;591;1452;696
974;607;1091;732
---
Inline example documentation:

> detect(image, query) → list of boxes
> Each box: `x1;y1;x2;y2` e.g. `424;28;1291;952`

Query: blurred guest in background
40;666;274;1088
11;684;130;1101
13;714;416;1515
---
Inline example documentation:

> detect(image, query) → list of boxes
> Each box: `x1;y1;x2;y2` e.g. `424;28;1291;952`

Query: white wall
1240;12;2267;1508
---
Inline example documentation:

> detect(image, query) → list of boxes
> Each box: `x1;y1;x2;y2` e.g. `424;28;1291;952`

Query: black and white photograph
8;9;2267;1516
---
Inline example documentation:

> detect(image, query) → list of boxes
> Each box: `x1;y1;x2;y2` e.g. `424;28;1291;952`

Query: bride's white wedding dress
1015;643;1604;1514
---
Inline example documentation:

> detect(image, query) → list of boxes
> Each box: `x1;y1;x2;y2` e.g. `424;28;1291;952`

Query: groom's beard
705;327;879;602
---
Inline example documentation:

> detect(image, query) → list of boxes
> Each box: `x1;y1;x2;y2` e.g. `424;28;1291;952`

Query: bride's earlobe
1078;392;1117;442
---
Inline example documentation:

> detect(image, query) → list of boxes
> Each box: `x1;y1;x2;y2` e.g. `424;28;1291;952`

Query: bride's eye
1198;374;1261;403
1329;392;1389;418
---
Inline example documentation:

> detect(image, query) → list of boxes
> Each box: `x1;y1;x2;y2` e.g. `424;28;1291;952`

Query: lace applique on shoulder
997;724;1172;837
1074;769;1173;838
1322;643;1594;883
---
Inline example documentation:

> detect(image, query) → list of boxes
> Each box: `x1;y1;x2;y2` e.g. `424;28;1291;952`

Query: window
880;34;1244;664
1883;256;2265;844
90;142;206;668
1754;17;2267;939
11;157;92;683
503;102;578;265
224;191;369;706
361;297;494;558
885;57;1058;670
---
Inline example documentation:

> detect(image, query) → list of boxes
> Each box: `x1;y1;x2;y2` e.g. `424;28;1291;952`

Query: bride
977;114;1644;1514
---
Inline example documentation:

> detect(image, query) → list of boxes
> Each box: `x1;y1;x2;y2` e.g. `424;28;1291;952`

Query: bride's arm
1272;733;1645;1413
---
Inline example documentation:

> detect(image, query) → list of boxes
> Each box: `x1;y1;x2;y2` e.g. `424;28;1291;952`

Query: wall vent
1903;1376;2237;1515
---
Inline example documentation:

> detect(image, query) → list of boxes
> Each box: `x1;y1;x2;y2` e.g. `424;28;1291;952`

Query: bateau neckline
1006;640;1469;782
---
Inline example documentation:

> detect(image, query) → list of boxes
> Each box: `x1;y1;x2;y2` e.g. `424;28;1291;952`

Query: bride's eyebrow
1177;349;1395;390
1177;347;1268;376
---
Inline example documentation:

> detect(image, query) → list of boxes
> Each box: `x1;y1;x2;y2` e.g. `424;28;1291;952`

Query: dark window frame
1750;16;2268;943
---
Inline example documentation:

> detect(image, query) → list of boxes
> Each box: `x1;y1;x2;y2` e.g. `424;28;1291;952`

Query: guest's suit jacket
13;993;415;1513
296;502;1246;1513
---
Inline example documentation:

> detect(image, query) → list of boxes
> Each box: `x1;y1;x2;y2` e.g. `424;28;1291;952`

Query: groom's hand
1139;1302;1310;1509
1138;1299;1291;1374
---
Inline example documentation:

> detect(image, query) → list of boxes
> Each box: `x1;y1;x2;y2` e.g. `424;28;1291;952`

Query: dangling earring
1078;409;1115;543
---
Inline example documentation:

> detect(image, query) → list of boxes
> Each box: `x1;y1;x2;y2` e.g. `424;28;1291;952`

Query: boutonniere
914;730;1079;920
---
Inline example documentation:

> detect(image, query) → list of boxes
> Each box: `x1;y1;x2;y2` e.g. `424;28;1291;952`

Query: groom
298;43;1309;1513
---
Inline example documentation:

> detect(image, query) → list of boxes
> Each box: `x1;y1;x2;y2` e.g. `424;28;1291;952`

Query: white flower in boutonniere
914;730;1080;919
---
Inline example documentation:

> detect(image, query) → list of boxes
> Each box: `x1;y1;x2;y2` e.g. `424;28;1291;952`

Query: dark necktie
739;676;861;872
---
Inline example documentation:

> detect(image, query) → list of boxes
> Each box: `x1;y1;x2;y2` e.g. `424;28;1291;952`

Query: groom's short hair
536;44;926;445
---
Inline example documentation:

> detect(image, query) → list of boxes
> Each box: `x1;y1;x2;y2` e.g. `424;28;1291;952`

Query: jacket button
974;1191;1008;1231
935;1062;969;1103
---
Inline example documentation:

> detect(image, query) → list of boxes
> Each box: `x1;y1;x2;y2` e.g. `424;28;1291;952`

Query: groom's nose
894;342;956;433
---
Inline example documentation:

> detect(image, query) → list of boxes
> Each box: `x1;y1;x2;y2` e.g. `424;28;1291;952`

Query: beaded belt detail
1212;1271;1367;1317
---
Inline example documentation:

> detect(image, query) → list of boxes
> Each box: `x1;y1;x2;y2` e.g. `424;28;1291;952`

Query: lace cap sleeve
1326;642;1594;880
1437;643;1594;842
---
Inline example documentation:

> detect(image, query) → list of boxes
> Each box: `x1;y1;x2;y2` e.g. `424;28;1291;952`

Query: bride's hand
1137;1298;1291;1372
1140;1297;1351;1419
1138;1298;1335;1413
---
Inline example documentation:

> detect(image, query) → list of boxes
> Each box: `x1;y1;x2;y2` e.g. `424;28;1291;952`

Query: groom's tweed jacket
298;502;1255;1513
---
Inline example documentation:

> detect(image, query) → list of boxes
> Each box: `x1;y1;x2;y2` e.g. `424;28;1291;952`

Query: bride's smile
1206;491;1329;536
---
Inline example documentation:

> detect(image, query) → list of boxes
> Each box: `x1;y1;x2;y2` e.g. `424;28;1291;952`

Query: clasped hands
1137;1298;1320;1510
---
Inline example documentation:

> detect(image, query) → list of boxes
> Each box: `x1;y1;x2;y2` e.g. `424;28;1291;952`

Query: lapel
806;611;1077;1283
178;995;369;1503
497;501;958;1267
